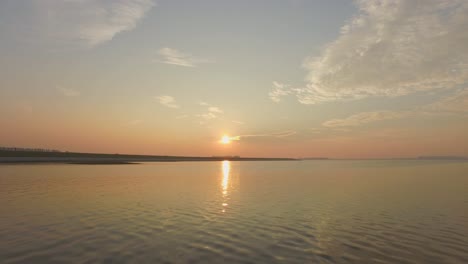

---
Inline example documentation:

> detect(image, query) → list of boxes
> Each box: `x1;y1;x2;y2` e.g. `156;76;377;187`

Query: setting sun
220;135;231;144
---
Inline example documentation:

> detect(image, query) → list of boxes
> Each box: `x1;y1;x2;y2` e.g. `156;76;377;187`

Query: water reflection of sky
2;162;468;263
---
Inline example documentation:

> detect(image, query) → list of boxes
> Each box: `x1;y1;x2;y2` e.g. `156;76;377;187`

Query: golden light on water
221;160;230;212
222;160;230;196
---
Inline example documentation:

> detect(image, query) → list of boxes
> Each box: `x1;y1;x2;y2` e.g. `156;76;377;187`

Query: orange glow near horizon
1;1;468;161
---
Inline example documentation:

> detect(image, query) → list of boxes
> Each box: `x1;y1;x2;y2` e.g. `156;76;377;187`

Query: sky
0;0;467;158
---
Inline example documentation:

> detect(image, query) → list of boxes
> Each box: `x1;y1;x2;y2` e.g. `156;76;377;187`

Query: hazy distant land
417;156;468;160
0;148;296;164
1;148;466;164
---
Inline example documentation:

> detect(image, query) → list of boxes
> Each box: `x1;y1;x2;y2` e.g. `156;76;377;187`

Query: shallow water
1;160;468;263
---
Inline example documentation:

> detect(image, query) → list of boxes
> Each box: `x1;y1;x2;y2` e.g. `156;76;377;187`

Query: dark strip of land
1;150;466;164
0;150;296;164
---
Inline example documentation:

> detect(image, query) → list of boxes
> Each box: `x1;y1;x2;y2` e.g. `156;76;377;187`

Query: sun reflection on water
221;160;230;212
222;160;230;195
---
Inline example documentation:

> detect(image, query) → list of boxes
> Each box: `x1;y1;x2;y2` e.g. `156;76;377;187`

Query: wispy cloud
321;88;468;129
269;81;293;103
57;87;80;97
195;102;224;123
271;0;468;104
208;107;223;114
425;89;468;113
322;111;411;128
228;130;297;141
158;47;211;67
197;113;217;120
155;95;179;109
232;120;244;125
221;135;241;142
240;130;297;138
17;0;155;48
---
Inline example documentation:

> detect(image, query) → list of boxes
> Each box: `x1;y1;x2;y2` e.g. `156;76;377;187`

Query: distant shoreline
0;157;297;164
1;150;466;164
0;150;296;164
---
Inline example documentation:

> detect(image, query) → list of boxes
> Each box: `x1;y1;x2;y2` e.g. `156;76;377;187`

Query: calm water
1;160;468;263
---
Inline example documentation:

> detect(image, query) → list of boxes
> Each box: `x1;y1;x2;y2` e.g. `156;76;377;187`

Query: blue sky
0;0;467;158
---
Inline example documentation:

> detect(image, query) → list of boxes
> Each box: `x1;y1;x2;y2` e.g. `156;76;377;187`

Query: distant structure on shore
300;157;329;160
0;147;61;153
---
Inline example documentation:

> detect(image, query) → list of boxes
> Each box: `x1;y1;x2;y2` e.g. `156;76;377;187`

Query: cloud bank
272;0;468;104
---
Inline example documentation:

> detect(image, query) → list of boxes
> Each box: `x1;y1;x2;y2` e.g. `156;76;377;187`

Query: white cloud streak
425;89;468;112
269;81;293;103
272;0;468;104
32;0;155;47
195;102;224;122
322;111;411;128
155;95;179;109
197;113;217;120
221;130;296;143
321;87;468;128
237;130;297;139
158;47;211;67
208;106;223;114
57;87;80;97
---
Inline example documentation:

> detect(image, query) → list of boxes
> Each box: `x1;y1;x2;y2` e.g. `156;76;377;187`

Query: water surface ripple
1;160;468;263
